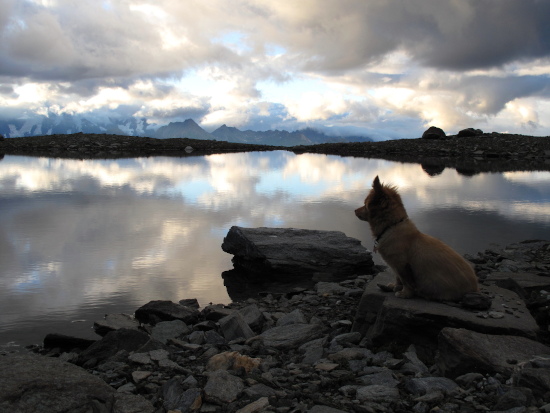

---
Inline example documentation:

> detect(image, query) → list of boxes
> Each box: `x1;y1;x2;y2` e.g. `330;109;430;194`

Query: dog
355;176;479;301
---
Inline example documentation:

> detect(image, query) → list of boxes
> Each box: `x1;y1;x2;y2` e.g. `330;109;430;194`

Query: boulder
151;319;190;344
457;128;483;137
436;327;550;378
421;126;446;140
221;226;374;281
204;369;245;404
352;271;540;362
219;312;255;341
93;313;140;336
135;300;200;325
0;353;154;413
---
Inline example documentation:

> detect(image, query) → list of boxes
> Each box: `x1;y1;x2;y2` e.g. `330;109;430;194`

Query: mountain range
0;114;373;146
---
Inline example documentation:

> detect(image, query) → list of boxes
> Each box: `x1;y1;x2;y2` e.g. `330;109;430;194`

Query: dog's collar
374;217;408;252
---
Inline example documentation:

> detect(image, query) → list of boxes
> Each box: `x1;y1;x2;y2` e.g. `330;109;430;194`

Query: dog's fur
355;176;479;301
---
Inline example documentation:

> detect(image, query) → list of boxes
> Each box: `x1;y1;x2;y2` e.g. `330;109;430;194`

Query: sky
1;0;550;140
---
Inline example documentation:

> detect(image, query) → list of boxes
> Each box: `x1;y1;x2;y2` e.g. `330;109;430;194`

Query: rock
492;388;534;411
163;377;202;412
93;313;140;336
0;353;154;413
485;272;550;299
436;327;550;378
151;319;190;344
276;309;308;326
135;300;200;325
203;304;235;321
221;226;374;281
315;282;351;295
356;384;400;401
77;328;151;367
219;312;255;341
260;323;325;350
404;377;459;396
458;128;484;137
204;370;245;404
422;126;446;140
235;396;269;413
308;406;348;413
179;298;200;308
460;292;493;310
42;333;96;351
206;351;261;373
238;304;265;331
352;271;540;362
512;359;550;398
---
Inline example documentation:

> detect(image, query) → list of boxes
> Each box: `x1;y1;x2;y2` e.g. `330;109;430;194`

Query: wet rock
42;333;96;351
221;226;374;281
436;327;550;378
204;370;245;404
135;300;200;325
422;126;446;140
93;313;140;336
353;271;540;361
77;328;150;367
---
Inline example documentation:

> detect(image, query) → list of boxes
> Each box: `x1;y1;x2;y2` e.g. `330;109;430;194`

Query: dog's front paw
395;289;414;299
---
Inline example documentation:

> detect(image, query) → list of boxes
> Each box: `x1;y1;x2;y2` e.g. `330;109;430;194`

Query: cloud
0;0;549;138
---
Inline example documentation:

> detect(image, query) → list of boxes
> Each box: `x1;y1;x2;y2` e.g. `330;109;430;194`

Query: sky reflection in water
0;152;549;346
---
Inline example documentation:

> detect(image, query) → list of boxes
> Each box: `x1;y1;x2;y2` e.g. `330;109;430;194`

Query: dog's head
355;176;405;224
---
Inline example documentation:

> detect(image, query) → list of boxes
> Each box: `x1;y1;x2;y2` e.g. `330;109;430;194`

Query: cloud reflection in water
0;152;548;344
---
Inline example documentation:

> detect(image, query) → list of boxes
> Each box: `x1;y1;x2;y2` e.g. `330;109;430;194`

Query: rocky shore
1;239;549;413
1;129;549;173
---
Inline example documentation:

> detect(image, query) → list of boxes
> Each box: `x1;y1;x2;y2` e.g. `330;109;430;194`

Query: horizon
1;1;550;140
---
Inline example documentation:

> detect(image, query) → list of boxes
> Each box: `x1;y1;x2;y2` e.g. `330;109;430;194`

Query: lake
1;151;549;347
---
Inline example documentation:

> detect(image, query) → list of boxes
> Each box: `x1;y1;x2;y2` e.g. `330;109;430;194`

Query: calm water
1;152;549;347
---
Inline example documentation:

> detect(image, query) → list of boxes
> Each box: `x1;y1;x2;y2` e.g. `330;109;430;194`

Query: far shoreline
1;131;550;173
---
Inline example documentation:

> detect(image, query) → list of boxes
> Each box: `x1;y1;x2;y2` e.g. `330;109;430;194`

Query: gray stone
205;330;227;345
436;327;550;378
151;319;190;344
0;353;154;413
188;330;205;344
308;406;349;413
135;300;200;325
513;364;550;398
239;304;265;331
300;337;328;364
356;384;400;401
243;383;279;398
203;304;235;321
328;348;372;363
221;226;374;281
204;370;245;404
235;397;269;413
163;377;202;412
352;271;540;361
315;282;351;295
260;323;325;350
493;388;534;411
485;271;550;299
357;370;399;387
77;328;151;367
219;312;255;341
276;309;308;326
179;298;200;308
128;352;152;365
404;377;459;396
113;392;156;413
93;313;140;336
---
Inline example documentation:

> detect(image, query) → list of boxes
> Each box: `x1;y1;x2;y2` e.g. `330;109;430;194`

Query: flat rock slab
436;327;550;379
352;271;540;361
485;271;550;298
0;354;154;413
221;226;374;281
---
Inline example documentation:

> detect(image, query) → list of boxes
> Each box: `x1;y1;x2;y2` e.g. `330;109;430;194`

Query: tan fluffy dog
355;176;479;301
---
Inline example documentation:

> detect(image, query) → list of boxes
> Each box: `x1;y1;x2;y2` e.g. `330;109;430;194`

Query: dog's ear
372;176;383;192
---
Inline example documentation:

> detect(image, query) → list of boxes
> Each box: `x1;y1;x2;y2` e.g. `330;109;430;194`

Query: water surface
1;152;549;347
